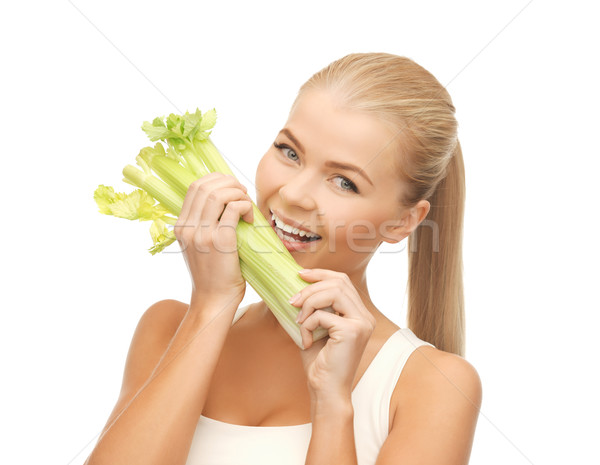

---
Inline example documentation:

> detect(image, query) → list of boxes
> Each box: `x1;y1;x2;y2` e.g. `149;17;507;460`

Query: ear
381;200;431;244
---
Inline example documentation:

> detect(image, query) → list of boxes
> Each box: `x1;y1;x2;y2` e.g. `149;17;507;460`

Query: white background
1;1;598;464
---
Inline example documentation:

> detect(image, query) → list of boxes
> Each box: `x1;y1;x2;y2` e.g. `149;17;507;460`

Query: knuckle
238;199;251;209
173;225;184;240
190;179;204;190
363;317;376;333
174;222;193;239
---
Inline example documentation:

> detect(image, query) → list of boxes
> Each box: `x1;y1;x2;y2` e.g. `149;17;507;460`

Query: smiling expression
255;89;411;275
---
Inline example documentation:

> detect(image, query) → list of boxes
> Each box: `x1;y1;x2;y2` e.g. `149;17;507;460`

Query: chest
201;313;401;429
202;326;313;426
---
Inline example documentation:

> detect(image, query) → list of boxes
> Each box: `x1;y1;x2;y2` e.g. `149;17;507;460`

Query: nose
278;170;318;211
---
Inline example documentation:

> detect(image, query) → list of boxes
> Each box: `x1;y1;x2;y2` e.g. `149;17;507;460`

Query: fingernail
295;310;303;323
298;269;311;274
289;292;301;304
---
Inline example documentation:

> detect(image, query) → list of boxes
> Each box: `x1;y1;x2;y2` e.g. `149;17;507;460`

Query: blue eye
334;176;359;193
274;142;298;161
272;142;360;194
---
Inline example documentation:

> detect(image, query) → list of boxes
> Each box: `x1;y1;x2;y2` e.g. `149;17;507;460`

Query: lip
269;208;322;252
270;209;320;236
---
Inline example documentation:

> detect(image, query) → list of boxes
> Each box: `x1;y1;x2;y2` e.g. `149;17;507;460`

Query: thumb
299;336;327;371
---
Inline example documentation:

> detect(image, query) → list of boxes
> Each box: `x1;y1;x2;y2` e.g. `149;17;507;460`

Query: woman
86;53;482;465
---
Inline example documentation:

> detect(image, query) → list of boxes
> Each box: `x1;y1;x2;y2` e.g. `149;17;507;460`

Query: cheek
255;154;272;188
330;207;389;251
329;209;380;248
255;153;283;200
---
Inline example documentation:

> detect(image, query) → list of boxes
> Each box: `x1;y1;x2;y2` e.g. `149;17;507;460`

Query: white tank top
185;305;434;465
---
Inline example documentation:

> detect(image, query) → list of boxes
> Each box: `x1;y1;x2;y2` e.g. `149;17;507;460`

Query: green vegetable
94;109;328;348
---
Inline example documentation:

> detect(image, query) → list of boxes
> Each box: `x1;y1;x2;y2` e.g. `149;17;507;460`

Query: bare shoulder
400;346;482;403
96;299;189;436
133;299;189;346
116;299;188;403
378;347;482;464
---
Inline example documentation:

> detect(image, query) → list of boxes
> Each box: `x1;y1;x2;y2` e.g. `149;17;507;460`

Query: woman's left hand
291;268;376;401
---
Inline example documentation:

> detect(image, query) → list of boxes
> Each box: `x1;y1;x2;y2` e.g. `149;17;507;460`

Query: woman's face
255;89;409;276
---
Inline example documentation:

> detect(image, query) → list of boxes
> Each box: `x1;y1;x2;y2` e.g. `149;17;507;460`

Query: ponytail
407;141;466;356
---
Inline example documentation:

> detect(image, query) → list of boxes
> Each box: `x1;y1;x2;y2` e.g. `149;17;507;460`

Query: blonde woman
86;53;482;465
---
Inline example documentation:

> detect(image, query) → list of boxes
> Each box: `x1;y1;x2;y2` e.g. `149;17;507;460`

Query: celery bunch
94;109;327;348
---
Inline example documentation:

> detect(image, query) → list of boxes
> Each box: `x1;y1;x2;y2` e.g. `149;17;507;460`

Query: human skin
255;88;428;277
84;88;480;465
253;88;430;326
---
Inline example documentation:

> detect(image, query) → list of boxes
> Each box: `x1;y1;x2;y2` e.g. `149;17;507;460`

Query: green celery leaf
149;234;176;255
183;110;202;138
166;113;185;135
138;143;166;165
141;121;171;141
165;144;183;163
199;108;217;132
94;187;169;221
195;130;211;141
94;185;127;215
152;117;166;127
149;219;177;254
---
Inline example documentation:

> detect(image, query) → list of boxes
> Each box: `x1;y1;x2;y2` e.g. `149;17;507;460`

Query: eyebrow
279;128;374;186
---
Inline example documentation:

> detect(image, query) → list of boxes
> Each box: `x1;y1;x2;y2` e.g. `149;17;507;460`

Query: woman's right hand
174;173;254;312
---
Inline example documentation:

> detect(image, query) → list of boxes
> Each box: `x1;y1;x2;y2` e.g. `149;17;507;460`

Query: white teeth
271;212;320;239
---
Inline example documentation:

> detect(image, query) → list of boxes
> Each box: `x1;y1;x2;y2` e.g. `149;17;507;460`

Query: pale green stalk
122;165;184;216
193;138;234;175
95;109;330;348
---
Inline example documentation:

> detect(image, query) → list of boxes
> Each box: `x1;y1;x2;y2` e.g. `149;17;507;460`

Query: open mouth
270;210;322;244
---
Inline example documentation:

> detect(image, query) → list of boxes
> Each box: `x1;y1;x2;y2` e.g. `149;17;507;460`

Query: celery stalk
139;146;198;198
193;138;234;175
122;165;184;216
95;109;329;349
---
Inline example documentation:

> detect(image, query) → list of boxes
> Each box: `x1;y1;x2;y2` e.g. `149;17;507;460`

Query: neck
348;268;375;309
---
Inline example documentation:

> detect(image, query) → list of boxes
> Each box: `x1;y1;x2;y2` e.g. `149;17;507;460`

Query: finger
299;337;326;364
199;187;253;227
295;288;358;325
299;310;340;349
298;268;350;283
217;199;254;227
292;278;364;317
185;175;248;229
211;200;254;253
298;268;361;299
300;310;374;350
177;173;224;224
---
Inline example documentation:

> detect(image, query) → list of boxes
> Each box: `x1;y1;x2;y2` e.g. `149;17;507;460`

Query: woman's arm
376;347;482;465
291;268;376;465
306;392;358;464
84;297;240;465
85;173;253;464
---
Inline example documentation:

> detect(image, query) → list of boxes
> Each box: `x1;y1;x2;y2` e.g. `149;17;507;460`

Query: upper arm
101;299;188;430
376;348;482;465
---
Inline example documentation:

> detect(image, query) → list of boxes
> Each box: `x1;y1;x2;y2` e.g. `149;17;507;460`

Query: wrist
311;393;354;420
188;294;240;320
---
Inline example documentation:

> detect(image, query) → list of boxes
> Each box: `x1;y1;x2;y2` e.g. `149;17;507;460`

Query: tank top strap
351;328;435;462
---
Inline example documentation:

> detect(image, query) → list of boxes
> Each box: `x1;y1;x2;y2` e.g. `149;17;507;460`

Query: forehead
286;90;399;178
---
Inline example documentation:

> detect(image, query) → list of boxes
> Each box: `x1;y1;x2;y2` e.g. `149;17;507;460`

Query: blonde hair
296;53;466;356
